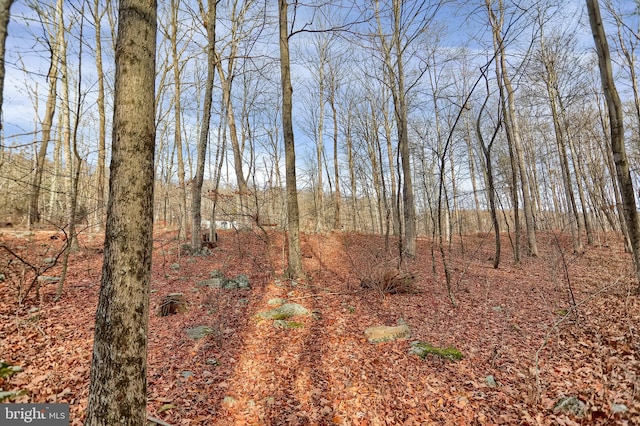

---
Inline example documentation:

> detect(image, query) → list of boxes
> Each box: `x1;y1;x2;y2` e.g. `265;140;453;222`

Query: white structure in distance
201;219;238;230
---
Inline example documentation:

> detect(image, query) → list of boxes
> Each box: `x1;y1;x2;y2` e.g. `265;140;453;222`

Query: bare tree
85;0;157;422
29;0;62;226
485;0;538;258
90;0;108;229
191;0;217;251
279;0;303;278
586;0;640;287
0;0;14;127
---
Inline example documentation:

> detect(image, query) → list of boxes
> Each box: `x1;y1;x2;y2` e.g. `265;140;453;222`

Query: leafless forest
1;0;639;424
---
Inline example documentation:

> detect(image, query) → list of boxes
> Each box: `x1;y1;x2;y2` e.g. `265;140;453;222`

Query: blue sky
1;0;637;191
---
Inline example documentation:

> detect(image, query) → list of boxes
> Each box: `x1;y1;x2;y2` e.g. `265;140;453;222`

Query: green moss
0;362;21;379
273;320;304;329
410;341;463;361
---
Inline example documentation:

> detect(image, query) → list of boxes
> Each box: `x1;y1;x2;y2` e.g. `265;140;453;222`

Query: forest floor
0;227;639;425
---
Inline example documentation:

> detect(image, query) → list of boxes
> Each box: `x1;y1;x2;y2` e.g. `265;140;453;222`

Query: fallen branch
147;414;174;426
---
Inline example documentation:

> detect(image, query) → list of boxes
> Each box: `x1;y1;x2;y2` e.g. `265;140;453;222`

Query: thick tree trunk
279;0;303;278
85;0;156;423
586;0;640;287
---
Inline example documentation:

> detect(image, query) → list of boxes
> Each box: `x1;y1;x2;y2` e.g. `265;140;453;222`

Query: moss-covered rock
273;320;304;329
409;341;463;360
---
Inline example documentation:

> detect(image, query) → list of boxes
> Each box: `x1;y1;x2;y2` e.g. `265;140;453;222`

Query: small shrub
360;267;418;295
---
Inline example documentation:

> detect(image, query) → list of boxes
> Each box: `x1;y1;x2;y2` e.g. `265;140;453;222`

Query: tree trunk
279;0;303;278
329;72;341;230
316;57;325;232
30;0;62;226
586;0;640;286
191;0;216;251
487;0;537;258
85;0;156;422
346;107;357;231
216;62;248;224
172;0;188;241
477;73;502;268
92;0;107;230
0;0;13;133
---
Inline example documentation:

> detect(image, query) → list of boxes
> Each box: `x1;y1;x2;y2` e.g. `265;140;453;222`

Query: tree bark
0;0;13;133
171;0;188;241
92;0;107;229
85;0;156;422
586;0;640;286
191;0;216;251
279;0;303;278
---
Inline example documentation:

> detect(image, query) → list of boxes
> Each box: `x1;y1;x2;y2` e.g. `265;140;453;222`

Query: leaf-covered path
1;229;638;425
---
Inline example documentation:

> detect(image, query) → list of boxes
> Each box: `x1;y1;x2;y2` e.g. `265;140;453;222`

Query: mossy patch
273;320;304;329
270;312;293;320
0;361;21;379
409;341;463;361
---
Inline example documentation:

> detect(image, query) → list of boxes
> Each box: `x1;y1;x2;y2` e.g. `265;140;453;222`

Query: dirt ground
1;228;638;425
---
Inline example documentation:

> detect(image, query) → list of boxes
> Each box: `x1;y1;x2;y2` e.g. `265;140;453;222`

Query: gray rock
235;274;250;289
257;303;310;320
365;325;411;343
43;257;56;265
170;263;180;270
210;270;225;278
611;403;628;414
222;396;237;407
197;278;224;288
198;274;251;290
181;371;194;378
186;325;214;340
37;276;60;283
267;298;286;306
221;279;239;290
553;396;586;418
278;303;309;316
0;273;5;282
485;375;497;387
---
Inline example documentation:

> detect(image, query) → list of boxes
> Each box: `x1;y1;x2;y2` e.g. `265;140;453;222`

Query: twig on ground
147;414;174;426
